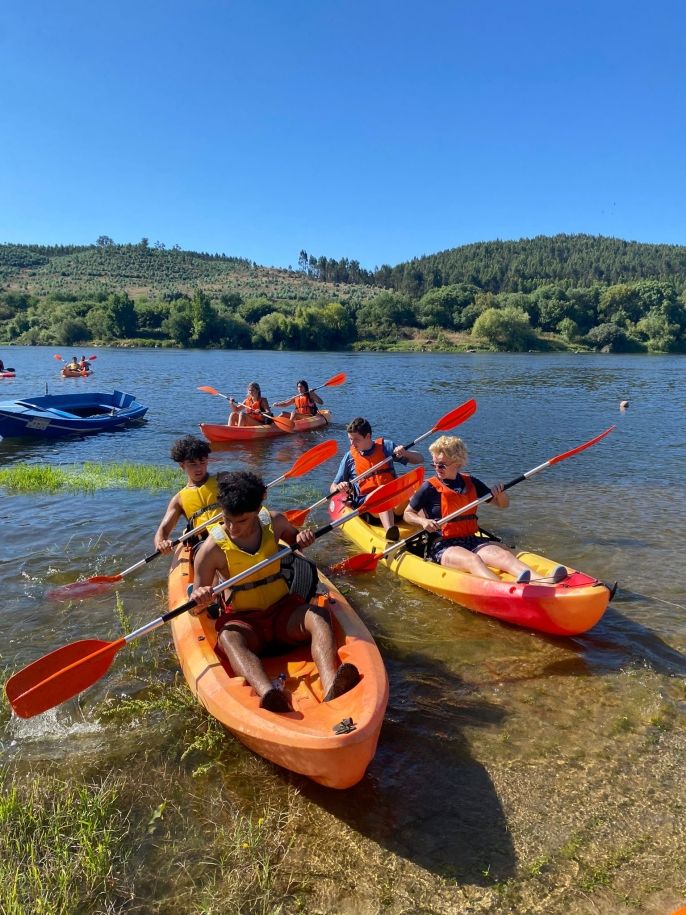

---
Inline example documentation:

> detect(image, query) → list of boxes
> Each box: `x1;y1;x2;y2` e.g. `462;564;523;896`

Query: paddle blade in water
330;552;382;575
285;439;337;478
5;638;124;718
47;575;123;602
432;399;477;433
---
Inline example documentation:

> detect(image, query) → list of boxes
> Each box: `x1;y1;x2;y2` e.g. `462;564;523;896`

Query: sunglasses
431;461;450;469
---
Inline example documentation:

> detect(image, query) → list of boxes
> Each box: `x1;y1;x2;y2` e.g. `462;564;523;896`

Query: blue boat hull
0;390;148;439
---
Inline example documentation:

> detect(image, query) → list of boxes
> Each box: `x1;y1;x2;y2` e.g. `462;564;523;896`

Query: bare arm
271;512;316;550
403;505;440;532
272;395;296;408
154;494;184;553
393;446;424;466
190;538;228;614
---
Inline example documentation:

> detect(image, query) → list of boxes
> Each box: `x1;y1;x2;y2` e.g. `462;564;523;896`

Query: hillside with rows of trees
1;234;685;353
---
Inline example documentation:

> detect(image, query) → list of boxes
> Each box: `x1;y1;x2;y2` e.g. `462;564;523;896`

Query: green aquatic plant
0;770;131;915
0;462;183;494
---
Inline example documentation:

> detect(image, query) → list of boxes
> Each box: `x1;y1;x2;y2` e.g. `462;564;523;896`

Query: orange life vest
243;396;263;417
352;439;395;496
295;393;317;415
429;474;479;538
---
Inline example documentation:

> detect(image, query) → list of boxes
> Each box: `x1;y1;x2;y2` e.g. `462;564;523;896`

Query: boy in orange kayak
273;379;323;419
227;382;273;427
190;470;360;713
403;435;567;583
330;416;424;541
154;435;221;553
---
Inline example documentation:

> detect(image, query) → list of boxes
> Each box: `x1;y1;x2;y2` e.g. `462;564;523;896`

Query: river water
1;345;685;913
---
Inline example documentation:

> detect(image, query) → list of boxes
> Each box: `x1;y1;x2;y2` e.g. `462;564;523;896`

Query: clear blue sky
1;0;684;269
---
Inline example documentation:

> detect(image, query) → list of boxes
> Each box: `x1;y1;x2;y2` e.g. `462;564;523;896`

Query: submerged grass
0;462;184;493
0;769;131;915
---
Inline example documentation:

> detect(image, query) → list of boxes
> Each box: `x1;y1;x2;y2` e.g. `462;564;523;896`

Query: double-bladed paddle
272;371;346;406
197;385;294;433
331;425;616;574
6;466;424;719
48;439;339;601
283;399;477;526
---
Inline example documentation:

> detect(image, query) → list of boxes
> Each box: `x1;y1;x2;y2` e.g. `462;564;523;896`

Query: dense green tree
471;307;535;351
56;318;91;345
355;291;416;340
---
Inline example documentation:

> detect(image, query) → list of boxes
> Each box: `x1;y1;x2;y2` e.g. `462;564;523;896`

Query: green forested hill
1;235;685;353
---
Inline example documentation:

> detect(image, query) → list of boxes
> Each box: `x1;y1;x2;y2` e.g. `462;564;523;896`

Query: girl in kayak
273;379;323;419
403;435;567;584
228;382;273;427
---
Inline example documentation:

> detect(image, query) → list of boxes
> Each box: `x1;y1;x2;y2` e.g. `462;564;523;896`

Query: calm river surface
1;345;685;913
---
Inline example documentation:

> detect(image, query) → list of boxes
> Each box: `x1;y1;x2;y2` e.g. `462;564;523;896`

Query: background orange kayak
200;409;330;442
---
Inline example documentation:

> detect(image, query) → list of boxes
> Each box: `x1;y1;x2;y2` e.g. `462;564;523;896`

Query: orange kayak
168;543;388;788
200;410;331;443
61;368;92;377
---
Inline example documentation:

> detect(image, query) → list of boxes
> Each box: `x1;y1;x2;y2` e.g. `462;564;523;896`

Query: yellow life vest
178;476;221;532
210;514;289;610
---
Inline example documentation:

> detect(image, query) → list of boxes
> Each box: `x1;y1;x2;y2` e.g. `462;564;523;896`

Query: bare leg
285;604;339;696
476;544;531;579
218;628;273;697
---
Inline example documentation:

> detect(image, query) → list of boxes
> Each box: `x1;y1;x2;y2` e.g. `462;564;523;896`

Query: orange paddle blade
322;371;346;388
53;354;63;361
283;507;310;526
549;425;615;465
330;552;382;575
198;385;221;396
284;439;337;478
363;467;424;515
270;413;295;432
47;575;123;601
432;399;477;432
5;637;125;718
88;355;97;360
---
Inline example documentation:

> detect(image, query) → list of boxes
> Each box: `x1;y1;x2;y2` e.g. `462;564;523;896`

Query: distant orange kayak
61;368;92;377
200;409;331;442
168;543;388;788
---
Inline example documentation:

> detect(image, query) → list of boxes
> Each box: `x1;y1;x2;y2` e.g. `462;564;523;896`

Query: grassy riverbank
0;463;184;494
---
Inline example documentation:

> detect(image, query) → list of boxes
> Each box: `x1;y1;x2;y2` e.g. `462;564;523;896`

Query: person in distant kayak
79;356;91;371
403;435;567;584
227;382;273;427
66;356;80;371
190;470;360;713
0;359;4;371
273;379;323;419
154;435;221;553
330;416;424;542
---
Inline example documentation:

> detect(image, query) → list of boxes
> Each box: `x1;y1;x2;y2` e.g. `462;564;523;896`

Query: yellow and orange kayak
328;495;611;636
168;544;388;788
200;410;331;443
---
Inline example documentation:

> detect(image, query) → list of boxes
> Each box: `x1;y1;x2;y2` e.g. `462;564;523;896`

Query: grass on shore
0;462;184;494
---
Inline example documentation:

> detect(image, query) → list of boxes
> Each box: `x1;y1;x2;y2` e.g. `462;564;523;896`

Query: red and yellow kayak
61;368;92;378
168;543;388;788
200;409;331;443
328;495;611;636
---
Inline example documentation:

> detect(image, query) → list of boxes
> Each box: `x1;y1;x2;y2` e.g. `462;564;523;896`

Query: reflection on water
2;347;685;908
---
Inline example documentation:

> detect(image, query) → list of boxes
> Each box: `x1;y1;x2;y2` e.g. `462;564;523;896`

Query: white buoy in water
620;400;629;411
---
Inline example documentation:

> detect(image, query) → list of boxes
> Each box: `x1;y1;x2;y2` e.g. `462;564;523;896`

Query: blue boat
0;390;148;439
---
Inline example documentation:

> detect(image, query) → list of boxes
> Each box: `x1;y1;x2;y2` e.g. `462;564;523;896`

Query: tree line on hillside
1;276;685;352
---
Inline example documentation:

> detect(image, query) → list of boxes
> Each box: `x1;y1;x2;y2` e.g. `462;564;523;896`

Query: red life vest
429;474;479;538
352;439;395;495
295;393;317;415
